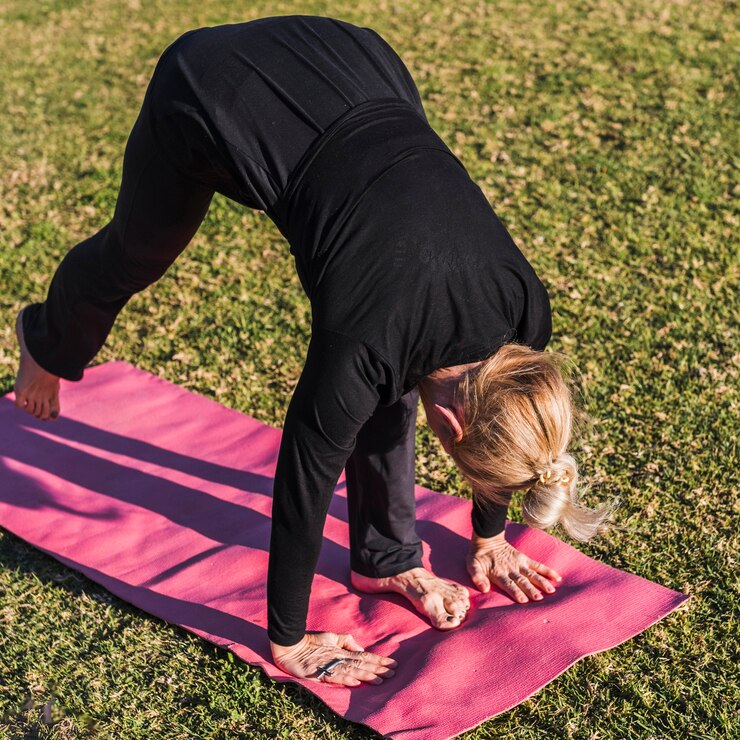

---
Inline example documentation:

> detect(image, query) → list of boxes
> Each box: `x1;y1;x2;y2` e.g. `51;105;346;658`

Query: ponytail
522;452;619;542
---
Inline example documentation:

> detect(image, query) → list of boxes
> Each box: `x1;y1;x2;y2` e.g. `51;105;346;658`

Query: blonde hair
449;343;618;541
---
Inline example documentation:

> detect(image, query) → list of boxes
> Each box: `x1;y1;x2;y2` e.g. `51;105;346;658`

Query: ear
433;403;463;443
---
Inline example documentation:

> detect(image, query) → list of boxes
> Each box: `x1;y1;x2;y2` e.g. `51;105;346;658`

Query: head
419;343;618;542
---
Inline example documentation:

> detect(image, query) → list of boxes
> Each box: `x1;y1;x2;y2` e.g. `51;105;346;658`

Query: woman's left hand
466;532;562;603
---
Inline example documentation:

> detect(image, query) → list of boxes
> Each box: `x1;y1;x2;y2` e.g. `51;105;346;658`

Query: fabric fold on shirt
269;96;461;299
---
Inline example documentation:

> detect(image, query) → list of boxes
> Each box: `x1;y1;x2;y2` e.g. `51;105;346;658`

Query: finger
323;662;381;686
375;664;396;677
338;633;365;653
354;650;398;668
498;575;529;604
338;661;384;684
528;558;562;582
513;573;543;601
350;670;384;685
321;672;361;687
349;659;395;680
28;397;40;416
468;558;491;593
525;569;556;594
50;399;60;420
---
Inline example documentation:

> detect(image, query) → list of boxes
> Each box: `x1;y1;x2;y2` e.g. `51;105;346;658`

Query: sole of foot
351;566;471;629
14;307;61;421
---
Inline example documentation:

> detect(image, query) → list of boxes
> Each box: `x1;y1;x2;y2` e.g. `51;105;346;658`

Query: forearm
267;516;327;647
266;429;341;647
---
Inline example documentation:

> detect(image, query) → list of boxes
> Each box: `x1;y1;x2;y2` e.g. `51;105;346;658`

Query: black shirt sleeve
266;328;393;646
471;495;509;538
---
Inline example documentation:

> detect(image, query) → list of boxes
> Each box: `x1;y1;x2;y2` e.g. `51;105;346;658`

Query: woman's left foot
351;566;470;629
14;307;61;421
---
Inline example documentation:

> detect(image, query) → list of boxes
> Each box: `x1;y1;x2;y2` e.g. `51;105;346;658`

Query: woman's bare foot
14;308;61;421
351;566;471;629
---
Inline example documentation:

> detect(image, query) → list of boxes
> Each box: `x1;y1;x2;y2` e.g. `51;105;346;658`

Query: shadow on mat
0;533;384;739
0;396;328;498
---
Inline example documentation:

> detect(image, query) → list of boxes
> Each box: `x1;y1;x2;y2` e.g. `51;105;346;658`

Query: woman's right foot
351;566;471;629
14;308;61;421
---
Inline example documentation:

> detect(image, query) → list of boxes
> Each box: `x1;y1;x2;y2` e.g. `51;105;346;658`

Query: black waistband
268;97;465;289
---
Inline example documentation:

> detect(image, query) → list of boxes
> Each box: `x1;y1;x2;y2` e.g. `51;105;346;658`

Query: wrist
470;530;507;549
270;634;308;658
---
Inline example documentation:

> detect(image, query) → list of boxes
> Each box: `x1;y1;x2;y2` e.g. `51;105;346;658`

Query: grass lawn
0;0;737;737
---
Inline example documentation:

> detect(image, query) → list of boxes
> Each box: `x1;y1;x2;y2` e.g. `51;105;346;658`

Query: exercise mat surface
0;361;689;738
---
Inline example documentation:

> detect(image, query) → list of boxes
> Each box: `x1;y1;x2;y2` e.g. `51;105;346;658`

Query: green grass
1;0;737;736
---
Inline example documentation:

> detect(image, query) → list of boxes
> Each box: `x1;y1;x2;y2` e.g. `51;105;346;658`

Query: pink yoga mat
1;360;689;738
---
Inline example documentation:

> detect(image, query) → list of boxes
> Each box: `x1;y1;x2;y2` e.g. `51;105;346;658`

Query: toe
445;602;467;623
455;584;471;605
437;611;463;629
34;397;47;419
420;594;448;628
39;398;52;421
446;584;470;612
49;392;60;420
424;596;463;629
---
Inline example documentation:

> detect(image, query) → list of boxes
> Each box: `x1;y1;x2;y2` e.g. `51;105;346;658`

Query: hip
145;16;427;211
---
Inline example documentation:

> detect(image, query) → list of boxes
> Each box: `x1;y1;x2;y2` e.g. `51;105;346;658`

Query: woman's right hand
270;632;397;687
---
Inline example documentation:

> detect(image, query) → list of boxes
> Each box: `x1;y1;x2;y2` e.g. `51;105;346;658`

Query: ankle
351;566;418;593
382;566;426;591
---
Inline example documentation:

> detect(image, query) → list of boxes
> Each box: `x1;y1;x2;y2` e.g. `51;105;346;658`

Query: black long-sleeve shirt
264;98;551;645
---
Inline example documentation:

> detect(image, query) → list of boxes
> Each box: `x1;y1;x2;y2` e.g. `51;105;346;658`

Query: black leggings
21;16;424;578
20;43;211;383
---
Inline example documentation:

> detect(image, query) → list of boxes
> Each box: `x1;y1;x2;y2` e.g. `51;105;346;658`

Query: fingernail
534;595;542;600
373;678;383;685
384;669;395;677
556;576;562;581
388;660;398;667
51;411;58;418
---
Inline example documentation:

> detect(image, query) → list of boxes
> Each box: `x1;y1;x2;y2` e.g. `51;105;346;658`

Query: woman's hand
270;632;397;687
466;532;562;603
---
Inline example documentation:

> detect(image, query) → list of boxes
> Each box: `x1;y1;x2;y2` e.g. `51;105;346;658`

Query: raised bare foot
14;307;61;421
351;566;471;629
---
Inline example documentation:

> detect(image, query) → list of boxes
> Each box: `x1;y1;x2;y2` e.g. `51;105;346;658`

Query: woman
13;15;615;687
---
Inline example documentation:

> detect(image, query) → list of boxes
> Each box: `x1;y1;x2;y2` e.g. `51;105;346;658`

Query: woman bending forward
13;16;614;686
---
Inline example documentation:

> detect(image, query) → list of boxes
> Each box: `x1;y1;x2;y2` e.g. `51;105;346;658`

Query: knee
61;224;162;298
